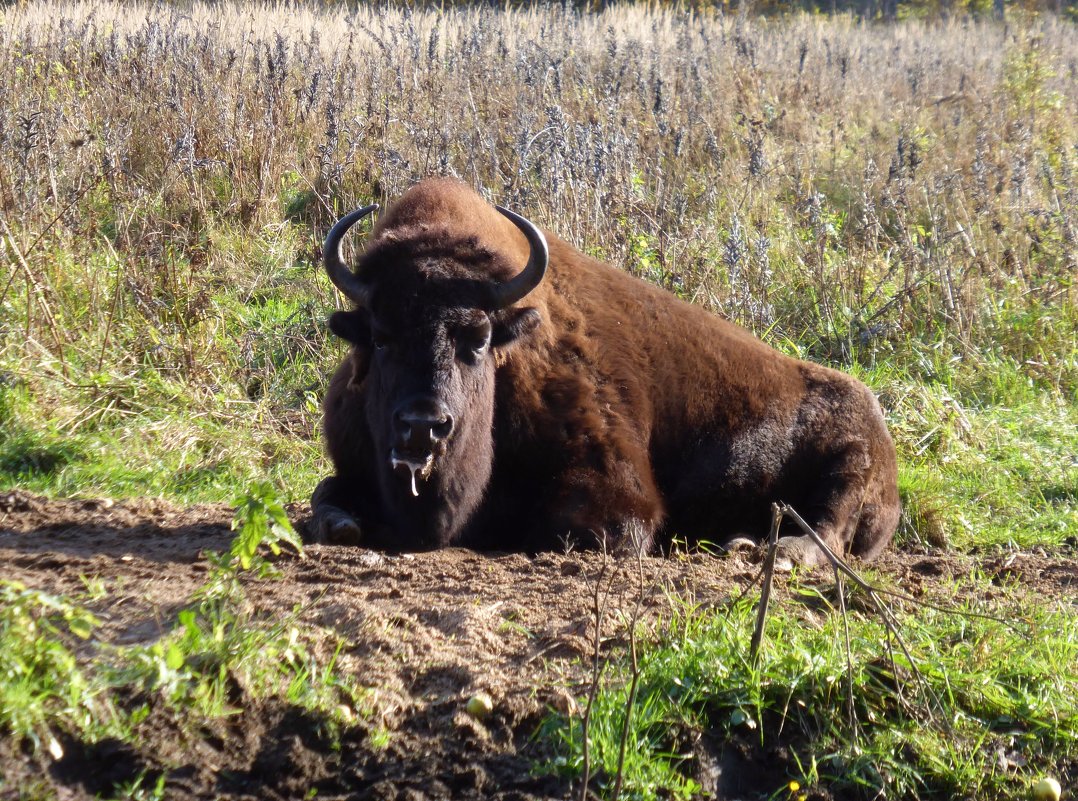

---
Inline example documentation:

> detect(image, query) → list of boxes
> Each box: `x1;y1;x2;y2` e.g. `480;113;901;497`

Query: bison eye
456;339;488;364
371;328;394;350
455;321;492;364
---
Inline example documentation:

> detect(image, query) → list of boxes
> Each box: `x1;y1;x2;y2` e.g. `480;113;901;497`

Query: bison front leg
774;441;877;570
308;476;364;545
547;458;664;557
605;517;658;557
552;517;657;557
773;533;828;570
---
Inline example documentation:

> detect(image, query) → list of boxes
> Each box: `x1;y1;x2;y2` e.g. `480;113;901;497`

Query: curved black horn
324;204;379;306
490;205;548;310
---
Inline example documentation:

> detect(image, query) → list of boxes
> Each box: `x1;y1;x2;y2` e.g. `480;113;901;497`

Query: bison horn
324;204;379;306
490;205;548;310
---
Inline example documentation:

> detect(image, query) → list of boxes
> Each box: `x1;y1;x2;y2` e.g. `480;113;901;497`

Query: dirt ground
1;490;1076;800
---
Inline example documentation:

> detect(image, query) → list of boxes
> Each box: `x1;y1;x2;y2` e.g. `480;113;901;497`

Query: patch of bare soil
1;490;1076;800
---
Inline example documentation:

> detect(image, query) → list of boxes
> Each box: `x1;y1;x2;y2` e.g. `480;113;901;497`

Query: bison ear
329;310;371;346
329;311;371;386
491;307;542;351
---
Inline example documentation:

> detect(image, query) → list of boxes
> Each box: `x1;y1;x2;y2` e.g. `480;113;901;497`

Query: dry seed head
724;217;748;273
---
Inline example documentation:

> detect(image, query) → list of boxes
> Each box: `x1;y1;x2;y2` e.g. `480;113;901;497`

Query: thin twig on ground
778;503;948;725
749;503;783;665
834;562;858;735
579;544;615;801
1;220;67;376
612;529;649;801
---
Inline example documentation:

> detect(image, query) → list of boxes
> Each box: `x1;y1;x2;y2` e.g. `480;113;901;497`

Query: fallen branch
834;561;858;734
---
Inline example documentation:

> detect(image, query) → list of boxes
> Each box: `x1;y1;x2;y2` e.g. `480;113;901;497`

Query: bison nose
393;397;454;449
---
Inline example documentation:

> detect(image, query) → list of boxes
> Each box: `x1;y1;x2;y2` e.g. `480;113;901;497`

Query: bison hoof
312;508;363;546
721;536;757;555
773;534;828;571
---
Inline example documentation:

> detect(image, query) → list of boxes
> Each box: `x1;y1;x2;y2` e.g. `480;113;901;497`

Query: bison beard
310;179;901;565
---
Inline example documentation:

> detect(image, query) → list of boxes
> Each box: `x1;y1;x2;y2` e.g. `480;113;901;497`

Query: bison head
322;200;546;547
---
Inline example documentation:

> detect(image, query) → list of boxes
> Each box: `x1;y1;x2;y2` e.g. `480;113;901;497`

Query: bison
310;178;900;566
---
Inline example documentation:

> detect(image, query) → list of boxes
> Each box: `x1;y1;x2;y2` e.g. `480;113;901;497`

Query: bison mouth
390;449;436;498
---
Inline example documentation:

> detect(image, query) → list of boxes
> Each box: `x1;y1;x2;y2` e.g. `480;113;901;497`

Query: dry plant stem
834;564;858;735
24;172;108;258
0;253;18;308
856;578;1019;631
1;219;66;377
611;545;647;801
719;538;770;621
749;502;783;666
726;563;766;615
778;503;947;725
95;236;125;376
579;546;615;801
882;623;913;717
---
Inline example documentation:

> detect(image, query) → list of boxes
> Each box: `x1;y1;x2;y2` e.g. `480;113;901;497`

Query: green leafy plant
0;581;118;755
0;483;360;780
228;481;305;572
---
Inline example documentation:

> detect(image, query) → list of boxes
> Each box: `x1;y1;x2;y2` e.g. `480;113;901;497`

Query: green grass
0;358;328;504
548;580;1078;800
864;356;1078;552
899;398;1077;550
0;581;124;757
0;487;367;792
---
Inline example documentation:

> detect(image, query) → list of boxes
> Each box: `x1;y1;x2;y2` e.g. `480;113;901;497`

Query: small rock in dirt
336;704;355;723
0;492;34;513
548;688;578;717
1033;777;1062;801
79;498;115;511
465;692;494;720
357;551;385;568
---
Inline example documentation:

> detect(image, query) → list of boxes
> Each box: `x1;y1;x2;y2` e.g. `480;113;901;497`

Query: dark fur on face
314;179;900;564
323;230;540;549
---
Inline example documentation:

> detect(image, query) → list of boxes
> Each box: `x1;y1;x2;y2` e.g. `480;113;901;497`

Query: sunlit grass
548;580;1078;800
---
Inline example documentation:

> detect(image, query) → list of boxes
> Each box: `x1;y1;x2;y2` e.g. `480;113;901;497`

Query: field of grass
0;2;1075;799
547;556;1078;799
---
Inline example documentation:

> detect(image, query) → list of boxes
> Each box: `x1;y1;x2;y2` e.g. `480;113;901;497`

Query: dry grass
0;2;1074;515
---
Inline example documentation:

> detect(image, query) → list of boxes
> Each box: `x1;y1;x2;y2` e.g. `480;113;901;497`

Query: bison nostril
432;415;454;441
394;398;453;447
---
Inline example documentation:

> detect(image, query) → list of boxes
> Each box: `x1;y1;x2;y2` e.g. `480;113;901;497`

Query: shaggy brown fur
312;179;900;564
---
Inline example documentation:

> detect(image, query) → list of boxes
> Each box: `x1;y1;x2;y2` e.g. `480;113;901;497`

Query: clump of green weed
116;483;362;729
0;581;118;757
227;480;305;572
0;483;365;781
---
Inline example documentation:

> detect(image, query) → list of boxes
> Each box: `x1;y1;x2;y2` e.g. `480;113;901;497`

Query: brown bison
310;179;900;565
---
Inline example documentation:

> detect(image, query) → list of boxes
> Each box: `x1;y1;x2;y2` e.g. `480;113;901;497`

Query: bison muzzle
310;179;900;565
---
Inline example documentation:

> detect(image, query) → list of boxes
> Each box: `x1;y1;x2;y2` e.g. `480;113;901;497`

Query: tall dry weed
0;2;1074;408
